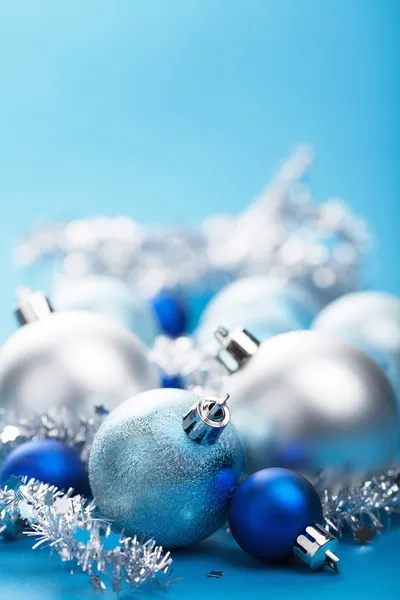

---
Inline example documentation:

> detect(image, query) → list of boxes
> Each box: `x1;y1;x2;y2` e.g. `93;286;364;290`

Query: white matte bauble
0;309;159;415
312;291;400;406
52;275;159;347
196;276;321;346
216;329;399;480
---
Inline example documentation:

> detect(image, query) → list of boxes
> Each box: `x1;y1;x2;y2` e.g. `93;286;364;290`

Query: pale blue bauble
52;276;159;347
196;276;321;345
89;388;245;548
312;291;400;404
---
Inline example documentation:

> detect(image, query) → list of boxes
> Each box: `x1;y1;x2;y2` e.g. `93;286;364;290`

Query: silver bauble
217;329;399;480
0;311;159;415
312;291;400;407
89;388;245;548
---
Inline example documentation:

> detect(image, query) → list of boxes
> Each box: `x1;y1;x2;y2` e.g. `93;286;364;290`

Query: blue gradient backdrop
0;1;399;598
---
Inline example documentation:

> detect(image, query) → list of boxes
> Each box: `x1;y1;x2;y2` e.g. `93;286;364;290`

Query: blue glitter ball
150;289;187;337
89;388;245;548
229;468;323;563
0;439;90;496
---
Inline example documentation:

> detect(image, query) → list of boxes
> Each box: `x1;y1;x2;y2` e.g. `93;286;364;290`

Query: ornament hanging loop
293;524;340;573
15;288;53;326
182;393;231;446
214;326;260;373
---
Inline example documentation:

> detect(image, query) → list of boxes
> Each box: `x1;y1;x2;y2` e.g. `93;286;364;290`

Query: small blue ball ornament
312;291;400;405
160;372;184;389
89;388;245;547
229;468;340;571
52;275;159;347
0;439;90;496
150;289;187;337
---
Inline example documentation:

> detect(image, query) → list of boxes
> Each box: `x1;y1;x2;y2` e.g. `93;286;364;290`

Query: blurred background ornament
229;467;339;571
312;291;400;406
0;439;90;496
150;288;188;338
215;328;399;481
15;147;371;331
52;275;159;347
0;289;159;416
89;388;245;547
195;275;322;346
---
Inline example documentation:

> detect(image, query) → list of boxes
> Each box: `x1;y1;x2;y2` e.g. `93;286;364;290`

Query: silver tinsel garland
16;147;371;304
0;406;106;465
321;468;400;541
0;476;173;594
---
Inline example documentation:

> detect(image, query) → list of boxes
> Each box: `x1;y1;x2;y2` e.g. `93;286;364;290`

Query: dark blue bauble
161;373;184;389
0;439;90;496
229;468;323;563
150;289;187;338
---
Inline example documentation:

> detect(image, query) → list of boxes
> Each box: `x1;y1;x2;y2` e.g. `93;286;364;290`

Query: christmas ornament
215;327;399;479
195;276;323;346
0;288;158;415
199;276;321;334
52;275;159;347
229;468;339;571
0;439;90;496
89;388;245;547
161;373;184;389
150;289;187;337
0;476;172;594
312;291;400;405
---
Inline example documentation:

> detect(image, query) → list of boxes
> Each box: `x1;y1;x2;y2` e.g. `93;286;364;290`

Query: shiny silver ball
89;388;245;548
312;291;400;406
221;330;399;480
0;311;159;415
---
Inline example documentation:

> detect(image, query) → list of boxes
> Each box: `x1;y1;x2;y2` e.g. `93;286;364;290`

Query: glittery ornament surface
89;388;245;547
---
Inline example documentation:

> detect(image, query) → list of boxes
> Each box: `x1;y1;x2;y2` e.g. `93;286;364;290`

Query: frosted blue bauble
52;276;159;347
0;439;90;496
312;291;400;404
89;388;245;548
196;277;320;346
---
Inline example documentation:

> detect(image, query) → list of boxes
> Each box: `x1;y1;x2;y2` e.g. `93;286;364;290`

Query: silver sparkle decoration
0;476;173;594
15;147;371;303
149;334;224;393
320;468;400;540
0;406;106;465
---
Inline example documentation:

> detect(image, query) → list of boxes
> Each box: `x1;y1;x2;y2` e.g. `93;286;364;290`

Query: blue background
0;1;399;598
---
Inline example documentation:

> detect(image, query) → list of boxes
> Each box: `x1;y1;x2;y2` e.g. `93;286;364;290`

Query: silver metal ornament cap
182;393;231;446
293;524;340;573
15;287;54;326
214;326;260;373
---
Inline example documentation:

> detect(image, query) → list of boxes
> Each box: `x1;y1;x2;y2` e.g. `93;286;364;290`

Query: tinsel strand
0;406;106;465
321;468;400;538
0;476;173;594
